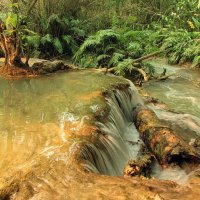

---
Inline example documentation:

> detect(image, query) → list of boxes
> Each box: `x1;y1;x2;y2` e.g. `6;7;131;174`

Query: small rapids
142;59;200;182
144;59;200;142
0;70;148;199
1;67;200;199
80;81;143;176
144;59;200;118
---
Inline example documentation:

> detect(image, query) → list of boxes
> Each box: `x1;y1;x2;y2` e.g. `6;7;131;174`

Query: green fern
73;28;200;75
126;42;143;58
78;55;98;68
53;37;63;54
47;14;66;36
70;26;85;37
22;33;41;58
73;29;120;67
41;34;53;45
97;54;110;65
23;35;40;48
192;56;200;68
62;35;73;44
123;30;150;43
109;53;125;66
180;42;196;63
38;15;85;57
115;58;134;76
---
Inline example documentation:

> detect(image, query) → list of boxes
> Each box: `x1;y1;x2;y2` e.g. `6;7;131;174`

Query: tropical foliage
0;0;200;76
73;29;160;75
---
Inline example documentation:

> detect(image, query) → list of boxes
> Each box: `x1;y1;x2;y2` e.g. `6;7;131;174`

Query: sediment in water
1;70;200;199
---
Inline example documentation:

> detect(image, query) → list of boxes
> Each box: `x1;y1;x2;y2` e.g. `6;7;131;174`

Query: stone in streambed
124;154;154;178
32;60;71;74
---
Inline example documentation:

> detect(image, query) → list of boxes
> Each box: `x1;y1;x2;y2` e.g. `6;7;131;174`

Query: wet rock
190;137;200;155
193;137;200;147
143;96;162;104
32;60;71;74
124;154;154;177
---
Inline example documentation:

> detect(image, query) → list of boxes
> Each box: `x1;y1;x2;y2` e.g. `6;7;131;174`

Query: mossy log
133;106;200;166
124;154;154;177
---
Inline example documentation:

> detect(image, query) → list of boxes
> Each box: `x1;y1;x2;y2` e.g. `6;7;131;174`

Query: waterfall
80;81;144;176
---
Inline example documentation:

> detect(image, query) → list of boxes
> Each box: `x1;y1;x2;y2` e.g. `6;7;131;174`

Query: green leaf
6;14;18;29
0;13;7;22
62;35;73;44
53;37;63;54
41;34;53;45
192;17;200;29
97;54;110;63
24;35;40;48
192;55;200;68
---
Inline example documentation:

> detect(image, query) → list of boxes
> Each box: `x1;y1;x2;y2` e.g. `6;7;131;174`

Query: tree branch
106;50;164;80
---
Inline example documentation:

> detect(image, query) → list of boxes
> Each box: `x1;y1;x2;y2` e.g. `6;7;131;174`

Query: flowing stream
144;59;200;142
1;63;200;199
0;69;145;199
144;59;200;116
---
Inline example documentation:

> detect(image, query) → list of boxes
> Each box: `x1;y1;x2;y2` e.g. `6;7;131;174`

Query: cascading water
79;79;195;183
80;81;144;176
141;59;200;183
143;59;200;142
1;68;200;199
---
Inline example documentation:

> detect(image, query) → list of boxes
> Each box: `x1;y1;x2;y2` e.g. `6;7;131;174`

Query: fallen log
156;73;176;81
133;106;200;166
107;66;149;82
131;50;164;63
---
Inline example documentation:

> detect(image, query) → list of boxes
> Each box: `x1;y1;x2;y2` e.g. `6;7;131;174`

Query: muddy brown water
0;66;200;199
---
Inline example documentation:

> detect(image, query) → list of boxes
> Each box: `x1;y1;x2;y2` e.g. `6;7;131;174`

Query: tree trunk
133;106;200;167
0;19;26;75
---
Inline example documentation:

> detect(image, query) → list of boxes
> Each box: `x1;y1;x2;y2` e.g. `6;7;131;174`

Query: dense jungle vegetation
0;0;200;77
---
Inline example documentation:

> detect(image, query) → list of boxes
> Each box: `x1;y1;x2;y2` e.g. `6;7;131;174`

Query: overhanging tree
0;0;38;76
